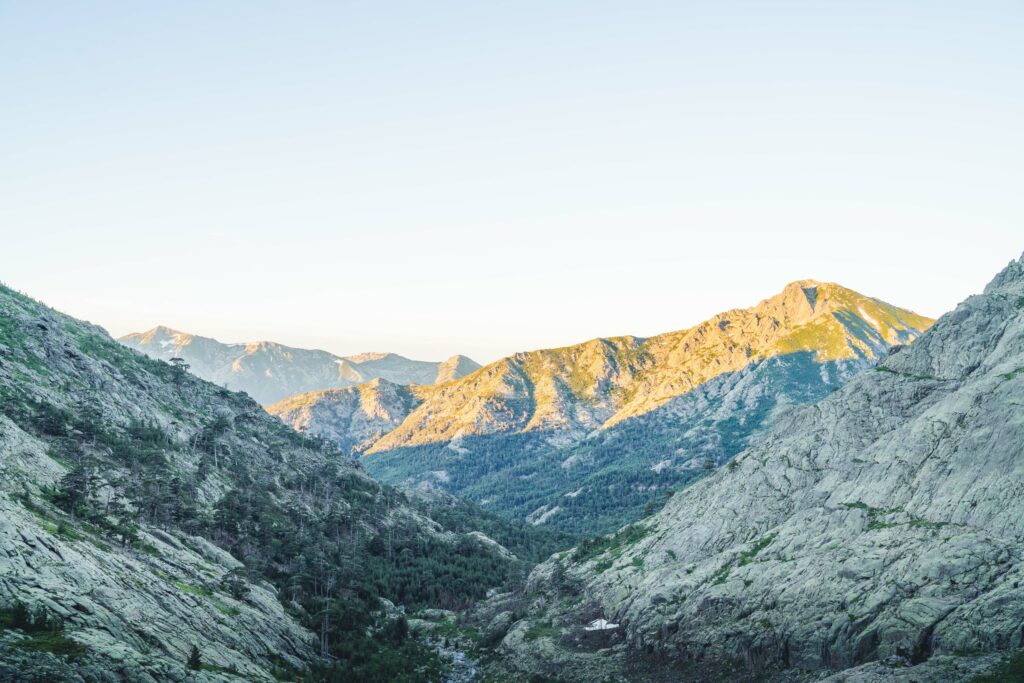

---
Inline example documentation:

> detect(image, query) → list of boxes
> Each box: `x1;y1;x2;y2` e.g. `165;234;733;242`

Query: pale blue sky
1;2;1021;363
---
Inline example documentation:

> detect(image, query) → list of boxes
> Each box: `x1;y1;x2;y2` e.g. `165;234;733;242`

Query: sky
1;2;1021;364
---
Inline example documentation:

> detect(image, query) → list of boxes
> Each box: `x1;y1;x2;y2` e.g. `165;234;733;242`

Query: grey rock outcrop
495;254;1024;681
0;282;513;681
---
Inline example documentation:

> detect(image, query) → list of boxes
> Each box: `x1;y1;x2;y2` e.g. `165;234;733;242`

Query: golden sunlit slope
356;281;933;452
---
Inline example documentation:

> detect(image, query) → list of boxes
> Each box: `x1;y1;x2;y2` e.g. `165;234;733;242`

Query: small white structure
584;618;619;631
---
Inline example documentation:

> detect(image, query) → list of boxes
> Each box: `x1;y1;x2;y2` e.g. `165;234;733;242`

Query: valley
2;257;1022;682
273;281;933;536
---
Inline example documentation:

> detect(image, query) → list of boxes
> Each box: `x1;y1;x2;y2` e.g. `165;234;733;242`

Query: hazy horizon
3;2;1022;363
0;268;1004;366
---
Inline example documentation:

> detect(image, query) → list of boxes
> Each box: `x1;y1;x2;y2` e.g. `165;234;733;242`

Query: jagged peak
441;353;475;363
121;325;195;345
984;251;1024;296
360;376;401;389
756;280;887;322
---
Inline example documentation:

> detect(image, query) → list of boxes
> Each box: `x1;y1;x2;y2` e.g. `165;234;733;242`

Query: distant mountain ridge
272;280;934;534
118;326;479;405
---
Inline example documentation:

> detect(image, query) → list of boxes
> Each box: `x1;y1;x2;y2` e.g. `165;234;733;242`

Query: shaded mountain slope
483;253;1024;682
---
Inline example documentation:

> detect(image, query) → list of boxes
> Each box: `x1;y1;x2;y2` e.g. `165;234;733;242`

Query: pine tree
187;644;202;670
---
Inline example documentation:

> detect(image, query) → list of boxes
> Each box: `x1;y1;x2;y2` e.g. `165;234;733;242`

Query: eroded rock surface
492;255;1024;681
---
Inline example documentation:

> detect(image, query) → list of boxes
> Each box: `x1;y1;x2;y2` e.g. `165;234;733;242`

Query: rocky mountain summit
119;326;479;405
483;254;1024;681
0;284;536;681
276;281;933;535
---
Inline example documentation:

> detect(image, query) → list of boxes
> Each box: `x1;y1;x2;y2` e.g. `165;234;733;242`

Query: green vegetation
173;580;213;597
524;620;561;642
844;502;950;532
704;534;778;585
737;533;776;566
0;601;87;661
774;318;849;360
907;518;949;530
969;651;1024;682
1002;367;1024;381
187;644;202;670
0;286;541;680
571;523;649;564
844;501;903;530
365;353;845;537
710;564;732;585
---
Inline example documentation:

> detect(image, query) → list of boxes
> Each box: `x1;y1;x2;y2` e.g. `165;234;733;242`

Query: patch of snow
564;487;585;498
429;469;450;483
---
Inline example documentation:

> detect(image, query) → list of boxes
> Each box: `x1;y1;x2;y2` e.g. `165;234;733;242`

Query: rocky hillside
483;254;1024;682
119;326;479;405
269;379;432;455
0;284;539;681
276;281;932;535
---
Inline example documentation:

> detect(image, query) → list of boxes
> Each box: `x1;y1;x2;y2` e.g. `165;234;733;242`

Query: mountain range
118;326;480;406
272;280;934;535
5;256;1024;683
480;253;1024;682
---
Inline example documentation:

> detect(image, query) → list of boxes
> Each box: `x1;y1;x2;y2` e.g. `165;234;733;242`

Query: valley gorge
2;257;1023;682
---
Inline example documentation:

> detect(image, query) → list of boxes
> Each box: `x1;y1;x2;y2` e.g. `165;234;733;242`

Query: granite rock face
494;254;1024;681
0;283;511;680
267;378;428;454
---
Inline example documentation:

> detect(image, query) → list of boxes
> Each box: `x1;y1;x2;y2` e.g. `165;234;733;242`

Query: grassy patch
845;501;949;532
14;631;88;659
1;603;87;661
524;621;561;642
173;580;213;597
210;596;241;617
737;533;776;567
908;519;949;530
867;520;898;530
710;564;732;585
1002;367;1024;381
844;502;903;529
969;651;1024;682
571;523;650;564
